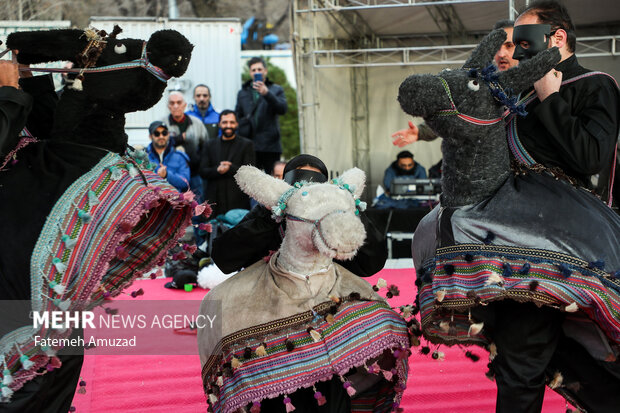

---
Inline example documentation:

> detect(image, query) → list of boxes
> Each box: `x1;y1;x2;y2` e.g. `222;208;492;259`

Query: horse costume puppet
198;166;411;413
0;27;198;404
398;28;620;407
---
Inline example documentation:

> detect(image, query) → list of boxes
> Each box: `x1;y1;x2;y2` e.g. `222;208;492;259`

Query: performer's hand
253;80;269;96
534;69;562;102
0;52;20;88
157;164;167;178
217;161;231;174
391;121;419;147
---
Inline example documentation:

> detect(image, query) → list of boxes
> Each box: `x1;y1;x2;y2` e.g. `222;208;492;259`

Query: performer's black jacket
517;55;619;201
211;204;388;276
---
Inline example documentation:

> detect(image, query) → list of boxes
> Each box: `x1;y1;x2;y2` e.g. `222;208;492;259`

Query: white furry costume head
235;166;367;266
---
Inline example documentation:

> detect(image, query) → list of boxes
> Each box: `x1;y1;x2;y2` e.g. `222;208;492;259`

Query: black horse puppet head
397;29;560;207
7;26;193;153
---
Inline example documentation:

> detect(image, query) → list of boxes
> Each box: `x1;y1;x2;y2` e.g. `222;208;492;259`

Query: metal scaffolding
310;35;620;67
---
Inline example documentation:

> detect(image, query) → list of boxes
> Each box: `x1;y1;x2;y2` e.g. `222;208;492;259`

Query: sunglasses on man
152;130;169;137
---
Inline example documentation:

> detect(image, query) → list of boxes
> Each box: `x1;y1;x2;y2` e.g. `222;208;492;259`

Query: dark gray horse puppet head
398;29;560;207
7;27;193;153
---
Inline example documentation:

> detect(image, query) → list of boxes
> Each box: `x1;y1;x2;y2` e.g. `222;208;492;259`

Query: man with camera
235;57;287;174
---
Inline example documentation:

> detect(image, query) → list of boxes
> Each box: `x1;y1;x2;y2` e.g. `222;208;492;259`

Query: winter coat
235;78;287;153
146;142;191;192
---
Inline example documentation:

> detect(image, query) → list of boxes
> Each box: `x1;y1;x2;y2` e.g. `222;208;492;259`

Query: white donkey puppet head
235;165;367;274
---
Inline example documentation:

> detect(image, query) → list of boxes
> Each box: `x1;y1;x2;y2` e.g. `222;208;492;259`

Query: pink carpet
71;269;572;412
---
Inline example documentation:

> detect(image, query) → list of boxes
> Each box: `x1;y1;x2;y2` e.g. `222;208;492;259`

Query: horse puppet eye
468;79;480;91
114;44;127;54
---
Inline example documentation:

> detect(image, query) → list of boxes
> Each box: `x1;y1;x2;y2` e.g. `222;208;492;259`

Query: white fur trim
197;264;236;290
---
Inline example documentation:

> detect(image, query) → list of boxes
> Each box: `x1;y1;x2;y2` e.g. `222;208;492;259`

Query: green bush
242;59;300;160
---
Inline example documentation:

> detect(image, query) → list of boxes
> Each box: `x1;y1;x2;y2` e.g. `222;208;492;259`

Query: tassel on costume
49;281;66;296
109;166;122;180
255;344;267;357
52;258;66;274
382;369;393;381
53;298;71;311
307;327;322;343
484;273;503;286
19;354;34;370
231;357;242;369
519;262;531;275
250;401;261;413
558;263;571;278
366;361;380;374
468;322;484;336
2;357;12;386
77;209;92;223
77;379;87;394
341;377;356;396
62;234;77;249
564;302;579;313
313;386;327;406
1;383;14;399
283;396;295;412
127;164;139;178
88;190;100;206
502;263;513;277
549;371;563;389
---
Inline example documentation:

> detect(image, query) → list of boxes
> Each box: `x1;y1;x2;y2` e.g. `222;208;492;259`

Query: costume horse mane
398;29;620;405
198;166;411;413
0;27;199;401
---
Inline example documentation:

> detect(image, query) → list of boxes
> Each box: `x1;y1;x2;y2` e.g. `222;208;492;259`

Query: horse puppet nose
397;74;446;118
312;210;366;260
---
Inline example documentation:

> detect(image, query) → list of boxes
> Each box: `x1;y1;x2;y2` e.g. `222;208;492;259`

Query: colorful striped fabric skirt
413;170;620;357
199;260;410;413
0;148;194;398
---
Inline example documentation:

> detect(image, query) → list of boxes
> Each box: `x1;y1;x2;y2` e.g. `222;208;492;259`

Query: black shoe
164;281;180;289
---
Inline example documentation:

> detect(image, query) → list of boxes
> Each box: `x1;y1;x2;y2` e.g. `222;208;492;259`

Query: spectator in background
493;19;519;71
186;84;220;139
235;57;287;174
145;121;190;192
161;91;209;201
199;110;255;217
272;160;286;179
383;150;427;195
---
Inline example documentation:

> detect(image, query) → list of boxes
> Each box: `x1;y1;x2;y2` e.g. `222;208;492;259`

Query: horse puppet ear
235;165;292;208
462;29;506;70
338;167;366;199
6;29;88;65
497;47;561;95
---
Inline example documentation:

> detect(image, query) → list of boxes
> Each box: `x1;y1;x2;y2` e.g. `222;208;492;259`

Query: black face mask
512;24;552;61
284;169;327;185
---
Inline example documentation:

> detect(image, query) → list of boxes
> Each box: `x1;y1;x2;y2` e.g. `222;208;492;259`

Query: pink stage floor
71;268;572;412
